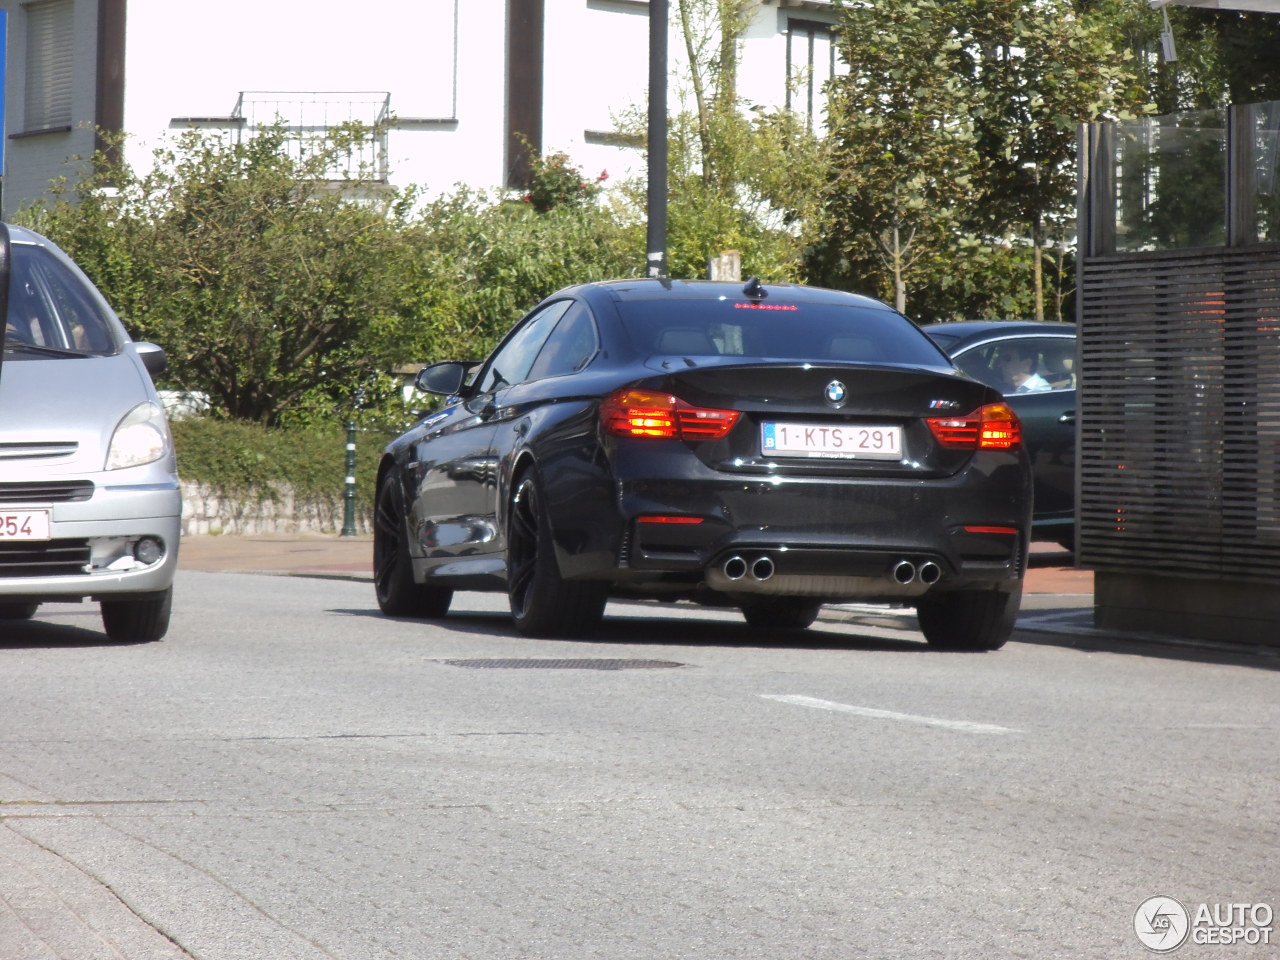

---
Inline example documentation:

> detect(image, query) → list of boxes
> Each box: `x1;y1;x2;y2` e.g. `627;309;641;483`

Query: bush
171;417;397;525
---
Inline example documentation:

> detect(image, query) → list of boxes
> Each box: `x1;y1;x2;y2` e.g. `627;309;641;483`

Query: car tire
100;587;172;643
740;598;821;631
507;471;606;638
916;586;1020;651
374;472;453;619
0;602;39;620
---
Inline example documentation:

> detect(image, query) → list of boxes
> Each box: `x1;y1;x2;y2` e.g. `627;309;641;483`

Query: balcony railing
172;91;392;183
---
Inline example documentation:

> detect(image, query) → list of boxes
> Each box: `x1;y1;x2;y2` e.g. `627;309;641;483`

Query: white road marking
761;694;1019;734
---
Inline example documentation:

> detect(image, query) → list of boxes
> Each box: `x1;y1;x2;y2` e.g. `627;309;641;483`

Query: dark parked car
923;321;1076;549
375;279;1032;650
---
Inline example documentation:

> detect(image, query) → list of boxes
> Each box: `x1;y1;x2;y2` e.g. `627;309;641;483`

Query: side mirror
136;341;168;377
415;360;474;397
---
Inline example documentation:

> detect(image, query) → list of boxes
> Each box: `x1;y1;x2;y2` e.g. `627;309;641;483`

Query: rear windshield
4;244;117;356
615;299;950;367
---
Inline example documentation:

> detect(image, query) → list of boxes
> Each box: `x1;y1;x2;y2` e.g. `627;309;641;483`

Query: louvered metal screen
1078;244;1280;583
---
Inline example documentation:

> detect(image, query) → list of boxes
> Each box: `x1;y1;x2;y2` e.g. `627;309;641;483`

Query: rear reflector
637;515;704;524
601;389;740;441
926;402;1022;450
963;525;1019;535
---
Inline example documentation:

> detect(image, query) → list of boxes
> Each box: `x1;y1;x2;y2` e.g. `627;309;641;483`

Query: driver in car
997;343;1051;393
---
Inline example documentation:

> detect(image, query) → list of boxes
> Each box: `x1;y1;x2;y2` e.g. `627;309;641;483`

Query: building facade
0;0;840;217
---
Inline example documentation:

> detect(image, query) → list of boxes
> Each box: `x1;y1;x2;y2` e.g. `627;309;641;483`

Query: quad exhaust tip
892;559;943;585
722;555;775;582
723;554;938;586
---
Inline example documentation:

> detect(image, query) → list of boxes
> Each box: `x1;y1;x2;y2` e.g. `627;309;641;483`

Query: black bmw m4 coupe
374;278;1032;649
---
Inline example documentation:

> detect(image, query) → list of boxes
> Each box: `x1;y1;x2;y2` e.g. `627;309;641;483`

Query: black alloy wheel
374;471;452;619
507;471;606;638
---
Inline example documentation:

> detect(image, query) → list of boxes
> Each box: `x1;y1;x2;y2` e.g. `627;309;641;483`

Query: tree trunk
677;1;714;186
892;221;907;314
1032;213;1044;322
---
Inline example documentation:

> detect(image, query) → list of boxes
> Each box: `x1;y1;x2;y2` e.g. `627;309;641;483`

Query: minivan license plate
762;422;902;460
0;510;51;541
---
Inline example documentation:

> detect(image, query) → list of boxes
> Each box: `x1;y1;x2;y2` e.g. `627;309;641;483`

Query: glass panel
616;300;951;368
1113;108;1226;252
1251;101;1280;244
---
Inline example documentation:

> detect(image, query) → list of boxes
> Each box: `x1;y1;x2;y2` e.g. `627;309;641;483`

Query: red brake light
601;389;740;441
926;402;1022;450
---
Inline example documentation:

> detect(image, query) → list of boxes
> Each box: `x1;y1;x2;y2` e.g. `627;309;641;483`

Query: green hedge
171;417;397;520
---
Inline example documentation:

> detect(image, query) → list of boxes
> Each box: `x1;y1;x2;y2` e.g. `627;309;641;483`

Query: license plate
0;510;51;541
762;422;903;460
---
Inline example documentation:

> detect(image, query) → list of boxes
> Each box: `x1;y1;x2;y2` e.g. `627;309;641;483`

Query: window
954;338;1076;394
527;302;599;381
616;300;949;368
23;0;74;133
478;301;573;393
786;18;838;133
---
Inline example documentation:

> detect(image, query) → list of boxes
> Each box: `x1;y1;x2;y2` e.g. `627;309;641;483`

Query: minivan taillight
600;389;740;441
926;402;1022;450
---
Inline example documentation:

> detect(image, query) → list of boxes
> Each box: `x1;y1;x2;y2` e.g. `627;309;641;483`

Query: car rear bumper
550;449;1030;601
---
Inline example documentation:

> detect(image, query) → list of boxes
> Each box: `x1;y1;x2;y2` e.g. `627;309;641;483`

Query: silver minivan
0;223;180;641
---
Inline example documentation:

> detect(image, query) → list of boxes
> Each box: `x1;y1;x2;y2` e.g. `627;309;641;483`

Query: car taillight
926;402;1022;450
600;389;740;441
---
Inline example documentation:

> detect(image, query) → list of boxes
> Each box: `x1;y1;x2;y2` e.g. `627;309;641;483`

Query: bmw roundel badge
825;380;847;406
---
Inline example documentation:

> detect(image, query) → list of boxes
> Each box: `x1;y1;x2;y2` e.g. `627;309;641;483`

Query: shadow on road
335;601;939;654
0;617;141;649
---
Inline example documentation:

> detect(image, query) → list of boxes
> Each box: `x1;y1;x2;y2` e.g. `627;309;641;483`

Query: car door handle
1058;411;1076;424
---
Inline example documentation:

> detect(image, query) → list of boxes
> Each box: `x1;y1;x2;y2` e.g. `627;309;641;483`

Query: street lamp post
340;388;364;538
646;0;668;279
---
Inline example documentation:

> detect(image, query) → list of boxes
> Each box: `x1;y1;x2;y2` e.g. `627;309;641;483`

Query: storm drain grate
437;658;686;671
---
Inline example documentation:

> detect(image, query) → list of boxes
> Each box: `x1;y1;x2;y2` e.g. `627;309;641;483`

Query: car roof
922;320;1076;351
571;277;899;312
4;223;48;246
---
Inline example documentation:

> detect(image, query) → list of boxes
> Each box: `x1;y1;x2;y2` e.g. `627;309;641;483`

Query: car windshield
615;299;950;367
3;244;117;357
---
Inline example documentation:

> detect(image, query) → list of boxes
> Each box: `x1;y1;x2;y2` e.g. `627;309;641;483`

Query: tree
21;128;644;427
617;0;832;281
398;184;640;367
23;125;422;425
812;0;1145;320
960;0;1147;319
818;0;980;314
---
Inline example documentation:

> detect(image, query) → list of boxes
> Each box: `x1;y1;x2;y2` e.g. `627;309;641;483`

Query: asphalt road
2;571;1277;960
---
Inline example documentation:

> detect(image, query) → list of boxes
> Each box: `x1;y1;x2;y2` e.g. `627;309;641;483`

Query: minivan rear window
616;300;950;367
